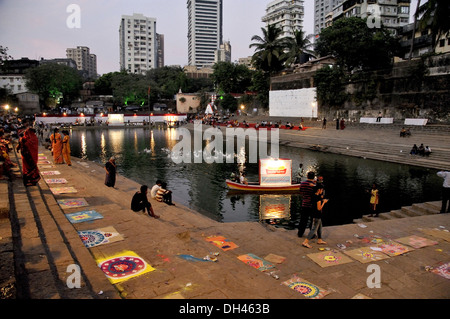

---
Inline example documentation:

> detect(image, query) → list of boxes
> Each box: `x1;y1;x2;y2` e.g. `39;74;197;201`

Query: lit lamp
14;107;18;113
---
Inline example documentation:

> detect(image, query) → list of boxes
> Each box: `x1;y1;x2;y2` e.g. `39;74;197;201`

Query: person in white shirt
437;171;450;214
150;180;162;199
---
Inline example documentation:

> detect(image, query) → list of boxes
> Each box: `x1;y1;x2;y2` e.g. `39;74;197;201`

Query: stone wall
270;53;450;123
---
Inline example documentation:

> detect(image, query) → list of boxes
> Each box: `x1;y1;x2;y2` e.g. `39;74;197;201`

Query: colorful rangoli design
205;235;238;251
78;226;124;248
237;254;275;272
343;247;390;264
41;171;61;176
96;251;155;284
65;210;103;224
57;198;89;209
307;250;353;268
45;178;68;184
282;275;330;299
394;235;438;249
430;262;450;280
38;160;52;165
50;187;78;195
377;241;413;257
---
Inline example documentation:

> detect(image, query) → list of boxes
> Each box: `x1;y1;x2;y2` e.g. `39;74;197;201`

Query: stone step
401;206;424;217
411;202;440;215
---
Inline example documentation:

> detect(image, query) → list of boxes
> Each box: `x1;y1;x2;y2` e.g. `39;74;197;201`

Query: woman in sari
62;130;72;166
17;128;41;186
104;156;117;187
50;128;64;164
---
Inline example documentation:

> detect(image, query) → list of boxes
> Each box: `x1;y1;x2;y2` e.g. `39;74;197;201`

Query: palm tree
281;30;316;67
249;25;286;74
417;0;450;49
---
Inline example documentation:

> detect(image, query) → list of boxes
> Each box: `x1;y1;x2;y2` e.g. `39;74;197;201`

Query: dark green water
68;127;442;228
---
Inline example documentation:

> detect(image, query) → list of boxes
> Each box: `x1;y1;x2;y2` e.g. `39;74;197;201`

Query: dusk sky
0;0;418;75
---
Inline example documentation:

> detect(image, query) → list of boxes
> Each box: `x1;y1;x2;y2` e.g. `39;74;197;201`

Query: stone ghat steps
353;201;442;224
7;148;118;299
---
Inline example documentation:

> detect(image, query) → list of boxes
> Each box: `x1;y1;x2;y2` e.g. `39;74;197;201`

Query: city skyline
0;0;418;75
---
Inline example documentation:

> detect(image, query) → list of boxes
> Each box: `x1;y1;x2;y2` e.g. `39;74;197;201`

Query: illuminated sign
259;158;292;186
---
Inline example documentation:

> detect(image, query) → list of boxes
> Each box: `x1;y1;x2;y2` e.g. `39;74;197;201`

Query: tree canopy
315;17;398;73
24;63;83;108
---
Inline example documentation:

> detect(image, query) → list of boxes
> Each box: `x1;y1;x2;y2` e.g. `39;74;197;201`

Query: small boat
226;158;300;193
226;179;300;192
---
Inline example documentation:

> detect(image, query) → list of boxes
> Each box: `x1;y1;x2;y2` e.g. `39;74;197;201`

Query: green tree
212;62;253;94
418;0;450;48
24;63;82;108
249;25;286;74
281;30;316;67
314;66;348;108
220;93;238;113
315;17;397;73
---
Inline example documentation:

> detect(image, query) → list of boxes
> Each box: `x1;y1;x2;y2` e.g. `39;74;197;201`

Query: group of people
297;170;382;248
129;180;175;219
409;143;431;156
49;128;72;166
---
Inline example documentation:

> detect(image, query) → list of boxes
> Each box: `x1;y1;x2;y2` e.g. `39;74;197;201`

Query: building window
439;39;445;47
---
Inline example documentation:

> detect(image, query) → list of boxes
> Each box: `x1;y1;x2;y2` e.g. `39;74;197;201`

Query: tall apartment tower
66;46;97;79
314;0;341;37
187;0;223;67
262;0;305;40
119;13;160;74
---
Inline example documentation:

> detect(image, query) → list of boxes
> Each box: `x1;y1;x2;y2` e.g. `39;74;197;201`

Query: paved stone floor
1;124;449;313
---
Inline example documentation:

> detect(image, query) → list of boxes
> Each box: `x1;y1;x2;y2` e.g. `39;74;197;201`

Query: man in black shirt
131;185;159;219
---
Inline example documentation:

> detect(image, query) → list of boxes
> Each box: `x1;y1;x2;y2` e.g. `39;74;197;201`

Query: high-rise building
314;0;342;37
330;0;411;35
119;13;160;74
262;0;305;40
187;0;223;67
66;46;97;79
215;41;231;63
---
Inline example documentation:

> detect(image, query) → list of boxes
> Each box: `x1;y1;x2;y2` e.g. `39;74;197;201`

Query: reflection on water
68;127;442;228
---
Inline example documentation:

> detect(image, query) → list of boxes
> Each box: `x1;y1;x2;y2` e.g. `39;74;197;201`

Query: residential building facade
262;0;305;40
214;41;231;63
66;46;98;79
314;0;342;37
119;13;159;74
187;0;223;67
331;0;411;35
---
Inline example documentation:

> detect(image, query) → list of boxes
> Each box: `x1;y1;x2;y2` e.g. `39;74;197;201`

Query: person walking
61;130;72;166
437;171;450;214
297;171;316;238
104;156;117;188
50;127;64;164
131;185;159;219
302;185;328;248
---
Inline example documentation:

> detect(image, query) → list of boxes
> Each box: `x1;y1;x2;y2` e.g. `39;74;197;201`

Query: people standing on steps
367;183;380;217
50;127;64;164
104;156;117;188
437;170;450;214
302;184;329;248
61;130;72;166
297;171;316;238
